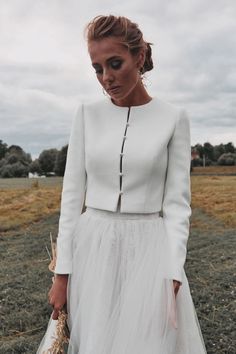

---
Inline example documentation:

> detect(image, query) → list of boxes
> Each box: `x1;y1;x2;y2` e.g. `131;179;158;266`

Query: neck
111;81;152;107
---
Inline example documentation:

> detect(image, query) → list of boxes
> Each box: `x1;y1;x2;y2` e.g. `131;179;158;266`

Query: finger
48;290;53;302
48;295;54;305
52;309;59;320
174;285;180;297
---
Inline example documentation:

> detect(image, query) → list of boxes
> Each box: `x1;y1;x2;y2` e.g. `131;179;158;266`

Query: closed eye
110;59;123;70
92;58;123;75
92;64;103;74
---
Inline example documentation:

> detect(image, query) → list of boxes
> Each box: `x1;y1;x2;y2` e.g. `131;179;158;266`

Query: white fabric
36;315;62;353
37;207;206;354
55;97;192;284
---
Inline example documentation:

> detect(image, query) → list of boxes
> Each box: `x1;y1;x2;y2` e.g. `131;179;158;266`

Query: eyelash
111;60;122;70
95;60;123;74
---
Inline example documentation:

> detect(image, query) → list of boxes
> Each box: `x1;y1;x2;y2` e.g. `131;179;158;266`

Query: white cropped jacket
54;96;192;283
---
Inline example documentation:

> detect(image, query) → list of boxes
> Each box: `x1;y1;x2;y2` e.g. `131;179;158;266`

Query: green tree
6;145;32;165
224;142;235;153
10;162;29;177
29;159;43;175
0;165;14;178
193;143;204;159
203;142;214;161
38;149;58;175
218;153;236;166
213;144;225;161
0;140;8;160
0;145;32;177
54;145;68;176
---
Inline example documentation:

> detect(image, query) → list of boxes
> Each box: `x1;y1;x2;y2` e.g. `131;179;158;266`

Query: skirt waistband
84;207;162;220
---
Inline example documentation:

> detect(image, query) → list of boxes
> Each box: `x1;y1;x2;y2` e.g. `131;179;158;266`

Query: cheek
96;75;104;86
119;63;138;83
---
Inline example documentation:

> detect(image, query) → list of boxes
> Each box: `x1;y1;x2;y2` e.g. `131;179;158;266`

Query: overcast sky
0;0;235;159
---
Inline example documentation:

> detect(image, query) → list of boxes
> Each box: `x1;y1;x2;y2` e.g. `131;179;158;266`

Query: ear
136;48;146;70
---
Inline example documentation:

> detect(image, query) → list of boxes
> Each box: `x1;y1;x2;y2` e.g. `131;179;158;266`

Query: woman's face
88;37;144;103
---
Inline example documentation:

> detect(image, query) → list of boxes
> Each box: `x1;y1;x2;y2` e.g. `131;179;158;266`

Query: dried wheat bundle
43;233;70;354
48;232;57;274
42;310;69;354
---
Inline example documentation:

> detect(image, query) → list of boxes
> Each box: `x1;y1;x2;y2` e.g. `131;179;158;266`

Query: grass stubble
0;169;235;353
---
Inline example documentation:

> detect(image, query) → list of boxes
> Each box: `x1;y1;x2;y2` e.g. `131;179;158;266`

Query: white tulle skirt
37;206;207;354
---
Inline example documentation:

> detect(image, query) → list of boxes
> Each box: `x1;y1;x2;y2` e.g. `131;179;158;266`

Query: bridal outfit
37;96;207;353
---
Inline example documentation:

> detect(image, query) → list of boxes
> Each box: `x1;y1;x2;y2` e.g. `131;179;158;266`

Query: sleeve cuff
164;260;184;284
54;260;72;275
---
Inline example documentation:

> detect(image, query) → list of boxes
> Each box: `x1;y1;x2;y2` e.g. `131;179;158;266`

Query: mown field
0;166;236;353
191;165;236;175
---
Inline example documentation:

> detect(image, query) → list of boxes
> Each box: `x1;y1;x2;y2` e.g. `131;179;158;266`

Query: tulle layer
37;207;206;354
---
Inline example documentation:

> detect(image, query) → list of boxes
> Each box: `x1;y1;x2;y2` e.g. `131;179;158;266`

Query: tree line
191;142;236;166
0;139;235;178
0;140;67;178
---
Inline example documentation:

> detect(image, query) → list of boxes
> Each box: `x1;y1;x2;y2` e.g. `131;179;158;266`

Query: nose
102;68;114;84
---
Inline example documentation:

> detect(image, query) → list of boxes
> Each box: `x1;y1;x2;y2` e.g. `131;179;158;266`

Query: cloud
0;0;235;158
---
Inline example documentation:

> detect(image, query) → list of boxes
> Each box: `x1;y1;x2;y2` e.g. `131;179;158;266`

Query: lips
107;86;121;94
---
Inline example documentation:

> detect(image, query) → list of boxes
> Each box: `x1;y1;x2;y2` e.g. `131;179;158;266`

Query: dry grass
191;175;236;228
0;179;62;232
192;165;236;174
0;172;235;232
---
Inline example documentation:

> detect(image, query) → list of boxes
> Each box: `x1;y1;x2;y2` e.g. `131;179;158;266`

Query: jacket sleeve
54;102;87;274
162;109;192;284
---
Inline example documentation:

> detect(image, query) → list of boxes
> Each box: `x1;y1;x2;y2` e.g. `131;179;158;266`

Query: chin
110;91;130;102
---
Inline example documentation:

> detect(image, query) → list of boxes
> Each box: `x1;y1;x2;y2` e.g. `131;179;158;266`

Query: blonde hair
85;15;153;74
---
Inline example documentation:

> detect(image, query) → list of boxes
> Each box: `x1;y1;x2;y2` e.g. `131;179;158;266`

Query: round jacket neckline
107;96;156;110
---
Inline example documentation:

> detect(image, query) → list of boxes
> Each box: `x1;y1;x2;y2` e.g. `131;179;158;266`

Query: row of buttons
119;108;131;197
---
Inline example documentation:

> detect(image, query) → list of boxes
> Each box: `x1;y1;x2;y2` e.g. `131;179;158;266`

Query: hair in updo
85;15;153;74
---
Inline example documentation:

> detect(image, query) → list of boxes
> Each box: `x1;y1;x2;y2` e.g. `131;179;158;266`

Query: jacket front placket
117;107;131;209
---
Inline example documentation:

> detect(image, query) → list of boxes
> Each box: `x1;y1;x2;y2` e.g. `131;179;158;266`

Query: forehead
88;37;130;63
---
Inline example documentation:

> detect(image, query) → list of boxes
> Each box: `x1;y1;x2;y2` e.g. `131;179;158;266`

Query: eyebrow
92;55;123;66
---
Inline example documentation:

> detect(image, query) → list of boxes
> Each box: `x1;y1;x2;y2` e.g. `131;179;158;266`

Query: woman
37;15;207;354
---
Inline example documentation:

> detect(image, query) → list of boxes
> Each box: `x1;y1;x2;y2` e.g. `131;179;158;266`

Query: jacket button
123;135;127;140
126;123;130;127
119;190;123;195
119;172;123;176
120;152;125;156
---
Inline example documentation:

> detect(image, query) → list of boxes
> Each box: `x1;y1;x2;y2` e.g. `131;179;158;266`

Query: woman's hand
48;274;69;320
173;279;181;297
